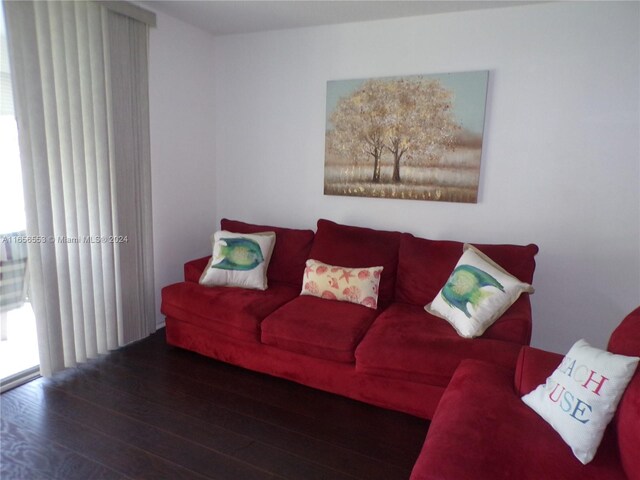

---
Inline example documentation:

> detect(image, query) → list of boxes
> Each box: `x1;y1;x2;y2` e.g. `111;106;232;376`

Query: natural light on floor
0;303;38;380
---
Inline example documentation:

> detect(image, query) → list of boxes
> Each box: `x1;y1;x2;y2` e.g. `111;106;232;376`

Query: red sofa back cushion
308;219;402;309
607;307;640;480
220;218;315;287
395;233;539;306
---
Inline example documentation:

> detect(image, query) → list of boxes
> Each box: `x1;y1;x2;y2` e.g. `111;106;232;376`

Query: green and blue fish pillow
213;237;265;271
441;264;505;318
200;230;276;290
425;244;534;338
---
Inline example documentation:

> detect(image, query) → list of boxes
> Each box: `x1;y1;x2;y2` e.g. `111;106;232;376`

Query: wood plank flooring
1;329;429;480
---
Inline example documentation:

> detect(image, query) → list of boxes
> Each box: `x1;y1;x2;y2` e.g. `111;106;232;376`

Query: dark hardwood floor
1;329;429;480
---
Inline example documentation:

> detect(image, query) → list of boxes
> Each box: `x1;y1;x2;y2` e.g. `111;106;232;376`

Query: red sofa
411;307;640;480
162;218;538;419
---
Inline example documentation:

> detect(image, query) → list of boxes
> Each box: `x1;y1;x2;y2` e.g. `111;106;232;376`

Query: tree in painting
328;80;389;183
381;79;459;183
328;77;459;183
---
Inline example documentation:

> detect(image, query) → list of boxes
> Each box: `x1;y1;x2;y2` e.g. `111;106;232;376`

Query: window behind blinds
0;4;14;115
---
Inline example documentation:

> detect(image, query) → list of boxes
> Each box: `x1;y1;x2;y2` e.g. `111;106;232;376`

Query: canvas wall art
324;71;489;203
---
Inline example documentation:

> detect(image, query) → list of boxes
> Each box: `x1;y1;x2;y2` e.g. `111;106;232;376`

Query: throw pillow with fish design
425;244;534;338
200;230;276;290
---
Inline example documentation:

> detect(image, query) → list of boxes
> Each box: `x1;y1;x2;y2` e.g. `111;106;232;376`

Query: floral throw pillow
300;259;383;309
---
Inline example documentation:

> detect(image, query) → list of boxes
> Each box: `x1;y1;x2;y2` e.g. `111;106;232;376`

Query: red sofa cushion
395;233;539;306
608;307;640;355
220;218;315;287
161;281;299;342
260;295;379;363
184;256;210;283
308;219;402;309
514;346;563;396
607;307;640;480
355;303;522;387
411;359;626;480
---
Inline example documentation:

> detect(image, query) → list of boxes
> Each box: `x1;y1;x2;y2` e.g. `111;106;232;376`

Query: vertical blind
4;0;156;376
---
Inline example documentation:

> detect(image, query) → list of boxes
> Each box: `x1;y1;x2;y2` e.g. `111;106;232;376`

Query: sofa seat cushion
260;295;379;363
410;359;626;480
161;281;299;342
355;303;522;387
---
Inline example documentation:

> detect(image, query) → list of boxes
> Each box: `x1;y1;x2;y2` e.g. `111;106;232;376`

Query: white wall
148;11;217;326
211;2;640;353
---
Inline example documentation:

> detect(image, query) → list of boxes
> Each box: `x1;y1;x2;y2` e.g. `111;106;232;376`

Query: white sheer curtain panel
4;0;156;376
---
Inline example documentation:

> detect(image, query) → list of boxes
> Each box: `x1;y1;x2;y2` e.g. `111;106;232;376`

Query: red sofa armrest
184;256;211;283
514;345;563;396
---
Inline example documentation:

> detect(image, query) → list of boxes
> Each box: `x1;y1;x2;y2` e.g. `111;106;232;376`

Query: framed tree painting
324;71;489;203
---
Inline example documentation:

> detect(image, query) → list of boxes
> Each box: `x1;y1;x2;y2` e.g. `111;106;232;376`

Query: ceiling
145;1;546;37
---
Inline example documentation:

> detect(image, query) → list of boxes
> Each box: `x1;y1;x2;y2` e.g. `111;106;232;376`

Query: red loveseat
411;307;640;480
161;218;538;419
